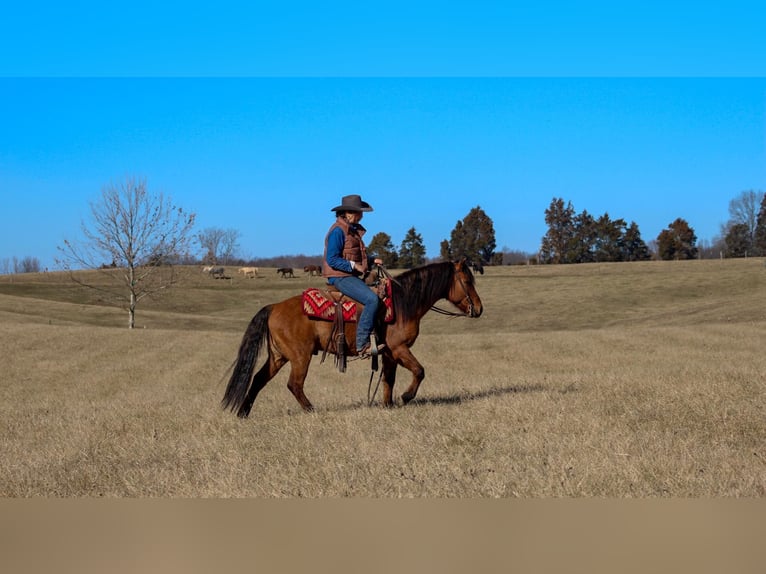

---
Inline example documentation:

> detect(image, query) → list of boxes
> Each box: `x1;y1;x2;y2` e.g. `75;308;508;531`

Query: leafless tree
197;227;241;265
727;190;764;245
57;176;196;329
17;256;42;273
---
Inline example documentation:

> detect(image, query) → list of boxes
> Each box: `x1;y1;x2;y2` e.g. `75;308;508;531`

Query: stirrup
369;333;380;357
353;334;386;360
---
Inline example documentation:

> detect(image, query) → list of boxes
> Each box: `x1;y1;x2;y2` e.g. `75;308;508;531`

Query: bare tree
57;176;196;329
197;227;241;265
18;256;42;273
727;190;764;249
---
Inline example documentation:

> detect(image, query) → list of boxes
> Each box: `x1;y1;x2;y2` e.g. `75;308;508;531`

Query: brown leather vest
322;217;368;279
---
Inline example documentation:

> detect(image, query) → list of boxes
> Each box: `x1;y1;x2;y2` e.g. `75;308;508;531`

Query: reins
376;263;474;318
367;368;384;406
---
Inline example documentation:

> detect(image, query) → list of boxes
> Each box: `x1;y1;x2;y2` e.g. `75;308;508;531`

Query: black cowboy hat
331;194;373;212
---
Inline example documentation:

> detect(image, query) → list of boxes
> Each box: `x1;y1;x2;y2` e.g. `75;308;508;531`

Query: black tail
221;305;272;413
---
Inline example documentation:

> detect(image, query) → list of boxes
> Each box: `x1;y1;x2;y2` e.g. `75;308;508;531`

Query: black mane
390;261;457;321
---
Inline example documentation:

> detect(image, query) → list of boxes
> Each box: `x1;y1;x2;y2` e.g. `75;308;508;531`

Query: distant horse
277;267;295;278
222;260;483;416
204;266;225;278
238;267;259;279
303;264;322;277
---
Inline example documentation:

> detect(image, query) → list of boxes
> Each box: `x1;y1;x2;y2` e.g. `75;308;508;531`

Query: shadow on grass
322;382;560;414
407;383;550;407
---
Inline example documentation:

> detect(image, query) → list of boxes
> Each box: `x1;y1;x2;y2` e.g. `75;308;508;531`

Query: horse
303;264;322;277
205;266;225;278
277;267;295;278
238;267;259;279
221;259;483;416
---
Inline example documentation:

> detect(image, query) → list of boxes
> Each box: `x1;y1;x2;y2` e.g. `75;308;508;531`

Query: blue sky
1;3;765;269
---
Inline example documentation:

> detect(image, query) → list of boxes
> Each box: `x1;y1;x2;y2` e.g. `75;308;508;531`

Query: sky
2;2;766;269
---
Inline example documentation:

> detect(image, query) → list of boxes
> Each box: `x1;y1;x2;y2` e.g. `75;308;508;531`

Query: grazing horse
205;266;225;278
238;267;259;279
222;260;483;416
277;267;295;278
303;264;322;277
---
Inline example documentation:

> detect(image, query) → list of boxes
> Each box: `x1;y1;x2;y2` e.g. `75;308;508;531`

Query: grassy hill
1;259;764;496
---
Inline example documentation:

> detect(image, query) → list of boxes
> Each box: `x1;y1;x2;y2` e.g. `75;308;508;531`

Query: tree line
4;175;762;328
162;190;766;268
539;190;766;263
540;198;652;264
0;256;43;274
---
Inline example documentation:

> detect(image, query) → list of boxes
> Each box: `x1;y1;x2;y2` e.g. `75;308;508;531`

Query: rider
322;194;385;358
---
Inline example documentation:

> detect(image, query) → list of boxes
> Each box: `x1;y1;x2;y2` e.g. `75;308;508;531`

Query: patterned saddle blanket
302;282;394;323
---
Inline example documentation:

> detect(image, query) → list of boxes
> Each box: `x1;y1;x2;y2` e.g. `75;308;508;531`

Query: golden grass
0;260;764;497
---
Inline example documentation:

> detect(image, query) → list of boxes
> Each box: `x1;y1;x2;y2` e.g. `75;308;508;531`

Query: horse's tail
221;305;272;413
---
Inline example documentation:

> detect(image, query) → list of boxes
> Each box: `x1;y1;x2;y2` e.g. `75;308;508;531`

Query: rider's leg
332;276;380;350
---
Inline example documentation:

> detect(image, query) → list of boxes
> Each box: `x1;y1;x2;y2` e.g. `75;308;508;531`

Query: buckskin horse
221;259;483;416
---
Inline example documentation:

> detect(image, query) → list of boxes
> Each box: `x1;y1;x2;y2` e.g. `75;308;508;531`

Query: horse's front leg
394;348;425;405
380;356;398;407
286;356;314;412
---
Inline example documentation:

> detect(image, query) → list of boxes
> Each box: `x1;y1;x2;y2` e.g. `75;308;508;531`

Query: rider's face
344;211;363;224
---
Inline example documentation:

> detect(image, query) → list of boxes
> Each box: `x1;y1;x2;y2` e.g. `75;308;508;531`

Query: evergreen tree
541;198;651;264
398;227;426;268
571;209;597;263
367;232;399;267
448;220;467;260
540;198;576;264
462;206;497;263
656;218;698;260
439;239;452;261
754;193;766;256
725;223;752;257
592;214;626;262
622;222;651;261
443;206;497;264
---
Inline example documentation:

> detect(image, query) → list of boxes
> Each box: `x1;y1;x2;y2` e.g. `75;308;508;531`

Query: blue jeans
330;276;380;350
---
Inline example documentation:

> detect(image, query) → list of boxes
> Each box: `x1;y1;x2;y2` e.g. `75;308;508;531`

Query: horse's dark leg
395;348;425;405
238;355;287;418
380;355;398;407
286;356;314;412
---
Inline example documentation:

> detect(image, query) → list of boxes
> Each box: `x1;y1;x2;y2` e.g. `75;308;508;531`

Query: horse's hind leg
238;355;287;418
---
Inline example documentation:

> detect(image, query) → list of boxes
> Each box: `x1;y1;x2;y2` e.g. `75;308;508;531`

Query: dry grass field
0;259;764;497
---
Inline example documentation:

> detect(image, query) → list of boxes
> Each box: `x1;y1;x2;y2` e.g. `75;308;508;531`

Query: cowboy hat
331;194;373;212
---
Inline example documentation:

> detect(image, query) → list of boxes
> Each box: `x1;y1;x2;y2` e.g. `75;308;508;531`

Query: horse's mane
390;261;456;322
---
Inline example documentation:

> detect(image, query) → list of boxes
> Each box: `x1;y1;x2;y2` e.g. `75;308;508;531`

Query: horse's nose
472;303;483;318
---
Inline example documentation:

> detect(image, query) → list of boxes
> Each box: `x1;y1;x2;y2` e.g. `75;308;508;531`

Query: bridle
375;263;478;318
430;266;478;318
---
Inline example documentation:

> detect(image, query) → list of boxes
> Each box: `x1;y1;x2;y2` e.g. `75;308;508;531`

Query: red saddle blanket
302;284;394;323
